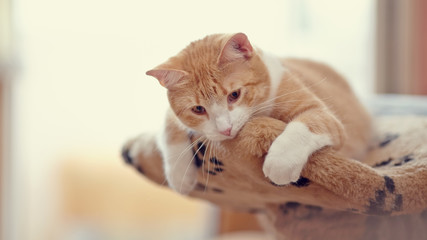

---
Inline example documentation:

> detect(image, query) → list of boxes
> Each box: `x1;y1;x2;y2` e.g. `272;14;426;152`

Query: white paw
163;143;198;195
263;139;308;185
262;121;332;185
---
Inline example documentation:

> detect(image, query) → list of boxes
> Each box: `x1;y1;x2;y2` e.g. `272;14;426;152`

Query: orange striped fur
146;33;372;193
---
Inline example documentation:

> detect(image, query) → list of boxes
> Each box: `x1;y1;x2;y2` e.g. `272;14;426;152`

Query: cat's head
147;33;270;141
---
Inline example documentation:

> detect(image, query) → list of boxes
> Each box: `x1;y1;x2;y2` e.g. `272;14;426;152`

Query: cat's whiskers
252;99;334;117
203;138;215;183
200;138;208;180
259;76;328;108
249;99;305;116
250;94;333;116
161;135;203;187
204;139;214;193
248;91;302;115
203;140;213;187
213;141;222;184
179;136;208;193
203;139;225;193
170;135;203;170
214;142;227;183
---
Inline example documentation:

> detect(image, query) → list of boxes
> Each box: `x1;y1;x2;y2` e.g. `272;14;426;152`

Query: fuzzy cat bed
122;115;427;240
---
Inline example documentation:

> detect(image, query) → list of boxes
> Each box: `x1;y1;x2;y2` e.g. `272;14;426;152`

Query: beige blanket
123;116;427;240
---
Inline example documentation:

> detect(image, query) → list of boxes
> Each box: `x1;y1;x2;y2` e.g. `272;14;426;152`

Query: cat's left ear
218;33;253;66
146;69;188;89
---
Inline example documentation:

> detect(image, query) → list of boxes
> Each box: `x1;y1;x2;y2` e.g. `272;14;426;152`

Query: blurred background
0;0;426;239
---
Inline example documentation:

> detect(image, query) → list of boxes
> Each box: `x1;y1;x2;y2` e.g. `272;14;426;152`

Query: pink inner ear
218;33;253;65
146;69;188;88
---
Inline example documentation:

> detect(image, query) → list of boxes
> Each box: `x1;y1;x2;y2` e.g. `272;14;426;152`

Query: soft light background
6;0;374;239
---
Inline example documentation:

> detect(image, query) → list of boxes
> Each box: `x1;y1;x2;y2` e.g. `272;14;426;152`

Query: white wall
9;0;374;239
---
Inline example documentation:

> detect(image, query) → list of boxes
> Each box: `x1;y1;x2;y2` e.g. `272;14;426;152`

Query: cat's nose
219;127;232;136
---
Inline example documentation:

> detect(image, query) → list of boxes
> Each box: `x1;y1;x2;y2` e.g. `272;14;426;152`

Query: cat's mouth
205;127;242;142
201;116;247;142
206;133;235;142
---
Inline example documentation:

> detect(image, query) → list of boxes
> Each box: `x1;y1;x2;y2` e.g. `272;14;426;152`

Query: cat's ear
146;69;188;88
218;33;253;66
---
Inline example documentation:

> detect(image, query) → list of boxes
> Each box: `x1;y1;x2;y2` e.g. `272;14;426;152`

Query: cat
145;33;372;194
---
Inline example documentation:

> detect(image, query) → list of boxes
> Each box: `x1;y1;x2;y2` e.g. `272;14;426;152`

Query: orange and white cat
144;33;371;194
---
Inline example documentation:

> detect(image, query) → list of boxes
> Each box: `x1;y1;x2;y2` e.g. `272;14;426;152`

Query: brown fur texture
145;33;373;194
123;115;427;240
147;33;371;154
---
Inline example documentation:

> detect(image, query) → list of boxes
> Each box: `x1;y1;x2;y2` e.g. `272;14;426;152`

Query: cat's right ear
218;33;253;66
146;69;188;89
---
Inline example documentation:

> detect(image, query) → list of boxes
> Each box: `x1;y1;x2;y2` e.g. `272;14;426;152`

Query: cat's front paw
262;140;308;185
262;121;332;185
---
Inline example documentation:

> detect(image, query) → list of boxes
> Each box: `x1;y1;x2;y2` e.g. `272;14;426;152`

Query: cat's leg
263;108;344;185
157;111;198;194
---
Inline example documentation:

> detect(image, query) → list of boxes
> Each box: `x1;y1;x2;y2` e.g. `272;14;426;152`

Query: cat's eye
191;105;206;115
228;89;241;103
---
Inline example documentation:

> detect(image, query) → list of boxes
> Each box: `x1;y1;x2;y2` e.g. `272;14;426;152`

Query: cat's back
281;58;353;96
280;58;364;117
